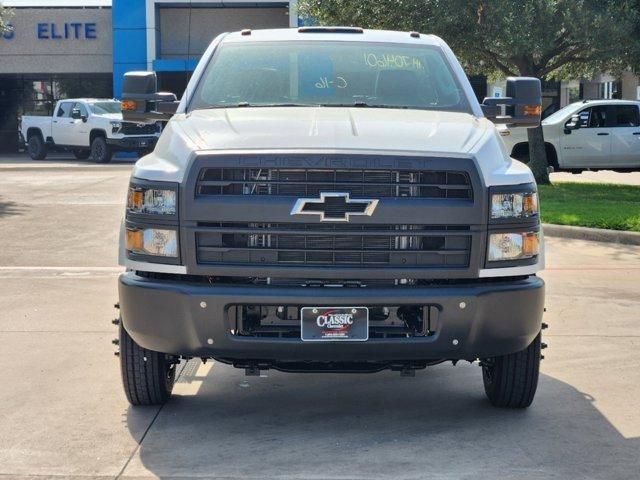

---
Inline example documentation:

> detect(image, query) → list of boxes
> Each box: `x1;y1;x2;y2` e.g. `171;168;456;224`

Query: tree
299;0;640;184
0;4;14;35
628;0;640;73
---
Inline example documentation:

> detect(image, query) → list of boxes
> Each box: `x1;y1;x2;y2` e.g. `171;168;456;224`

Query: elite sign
37;22;97;40
0;22;98;41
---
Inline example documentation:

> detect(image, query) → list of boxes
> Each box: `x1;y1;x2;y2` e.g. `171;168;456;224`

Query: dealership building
1;0;639;153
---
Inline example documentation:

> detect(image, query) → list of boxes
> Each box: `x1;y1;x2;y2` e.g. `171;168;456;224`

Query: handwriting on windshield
315;76;348;89
364;53;424;70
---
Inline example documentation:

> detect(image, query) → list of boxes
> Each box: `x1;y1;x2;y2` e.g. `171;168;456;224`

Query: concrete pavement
0;155;639;479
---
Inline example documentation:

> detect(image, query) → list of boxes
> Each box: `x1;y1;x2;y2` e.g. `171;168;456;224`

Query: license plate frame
300;306;369;342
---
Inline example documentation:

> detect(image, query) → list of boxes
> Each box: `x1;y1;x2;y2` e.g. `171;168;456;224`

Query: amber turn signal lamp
522;232;540;257
127;189;144;210
125;229;143;252
121;100;137;111
523;105;542;116
523;193;538;216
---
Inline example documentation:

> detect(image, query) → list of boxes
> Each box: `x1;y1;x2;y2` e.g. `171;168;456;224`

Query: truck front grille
183;155;483;279
195;223;471;268
121;122;157;135
196;168;472;200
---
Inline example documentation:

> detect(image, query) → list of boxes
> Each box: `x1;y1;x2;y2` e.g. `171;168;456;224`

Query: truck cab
115;27;546;409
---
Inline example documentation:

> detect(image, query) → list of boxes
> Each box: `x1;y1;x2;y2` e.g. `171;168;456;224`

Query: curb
542;224;640;246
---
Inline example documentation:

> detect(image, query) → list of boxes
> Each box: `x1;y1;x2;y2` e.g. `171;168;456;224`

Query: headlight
491;191;538;219
488;231;539;261
127;187;177;215
126;228;178;257
110;121;122;134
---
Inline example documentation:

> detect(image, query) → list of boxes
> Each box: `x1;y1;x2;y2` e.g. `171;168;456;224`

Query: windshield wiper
199;102;319;110
196;102;418;111
320;102;413;109
237;102;319;108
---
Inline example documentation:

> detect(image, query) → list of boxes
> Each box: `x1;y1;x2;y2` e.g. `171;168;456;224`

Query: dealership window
19;74;113;116
0;73;112;153
158;72;193;99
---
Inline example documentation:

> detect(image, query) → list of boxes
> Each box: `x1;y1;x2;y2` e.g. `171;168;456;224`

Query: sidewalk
550;170;640;186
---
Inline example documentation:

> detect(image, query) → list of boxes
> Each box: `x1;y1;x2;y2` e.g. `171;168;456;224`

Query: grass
538;182;640;232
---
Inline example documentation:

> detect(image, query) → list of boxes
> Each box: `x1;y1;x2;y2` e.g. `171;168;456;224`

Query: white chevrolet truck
115;27;546;408
500;99;640;171
21;99;160;163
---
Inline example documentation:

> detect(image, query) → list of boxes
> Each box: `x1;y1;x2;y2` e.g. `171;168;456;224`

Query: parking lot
1;155;639;480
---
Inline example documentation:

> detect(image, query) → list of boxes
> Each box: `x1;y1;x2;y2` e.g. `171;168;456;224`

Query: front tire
27;134;47;160
119;322;176;406
90;136;113;163
482;333;541;408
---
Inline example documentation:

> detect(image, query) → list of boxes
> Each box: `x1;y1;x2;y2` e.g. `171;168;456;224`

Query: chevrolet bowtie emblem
290;192;379;222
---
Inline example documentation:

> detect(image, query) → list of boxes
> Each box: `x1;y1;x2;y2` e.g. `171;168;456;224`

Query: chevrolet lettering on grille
290;192;379;222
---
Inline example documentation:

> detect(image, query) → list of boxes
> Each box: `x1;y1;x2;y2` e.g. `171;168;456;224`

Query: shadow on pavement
0;197;26;218
124;363;639;479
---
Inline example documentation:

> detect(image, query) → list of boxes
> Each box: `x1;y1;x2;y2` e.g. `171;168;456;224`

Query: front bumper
119;273;545;362
107;136;157;151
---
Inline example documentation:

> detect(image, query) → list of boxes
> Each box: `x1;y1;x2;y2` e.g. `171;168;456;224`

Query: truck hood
136;106;533;187
172;107;487;154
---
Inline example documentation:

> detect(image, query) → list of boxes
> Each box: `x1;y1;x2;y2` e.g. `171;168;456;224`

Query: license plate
301;307;369;341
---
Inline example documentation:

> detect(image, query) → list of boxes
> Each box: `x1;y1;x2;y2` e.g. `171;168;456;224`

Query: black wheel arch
26;127;44;141
90;129;108;143
510;141;559;169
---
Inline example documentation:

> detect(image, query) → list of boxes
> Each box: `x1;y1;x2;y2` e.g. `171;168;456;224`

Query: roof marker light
298;26;364;34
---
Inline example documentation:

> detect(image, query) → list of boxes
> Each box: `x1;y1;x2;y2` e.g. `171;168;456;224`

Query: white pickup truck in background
21;99;161;163
500;99;640;171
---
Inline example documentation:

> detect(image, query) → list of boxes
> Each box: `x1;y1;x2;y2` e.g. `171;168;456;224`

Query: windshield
89;101;121;114
189;41;471;113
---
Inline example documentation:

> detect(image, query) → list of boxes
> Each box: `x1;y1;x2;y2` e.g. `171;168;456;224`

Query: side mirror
481;77;542;128
71;108;82;120
121;71;180;123
564;114;581;134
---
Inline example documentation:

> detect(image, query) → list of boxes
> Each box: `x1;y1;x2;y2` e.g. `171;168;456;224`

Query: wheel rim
93;141;104;160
